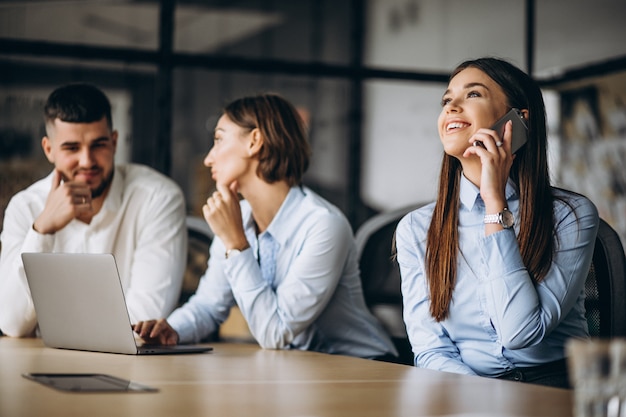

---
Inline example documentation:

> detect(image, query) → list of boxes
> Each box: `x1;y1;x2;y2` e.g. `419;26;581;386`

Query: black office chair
184;216;254;343
355;203;427;366
584;218;626;338
183;216;214;306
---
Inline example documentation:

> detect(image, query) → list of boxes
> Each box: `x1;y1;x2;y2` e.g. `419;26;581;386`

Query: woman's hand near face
203;182;250;250
463;120;514;208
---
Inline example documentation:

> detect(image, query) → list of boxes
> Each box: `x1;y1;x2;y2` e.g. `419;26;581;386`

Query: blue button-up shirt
169;186;397;359
396;175;598;376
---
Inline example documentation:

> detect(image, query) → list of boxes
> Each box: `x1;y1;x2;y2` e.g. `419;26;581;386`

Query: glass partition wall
2;0;625;231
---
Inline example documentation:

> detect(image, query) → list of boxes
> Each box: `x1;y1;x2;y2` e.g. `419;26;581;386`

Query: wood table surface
0;337;573;417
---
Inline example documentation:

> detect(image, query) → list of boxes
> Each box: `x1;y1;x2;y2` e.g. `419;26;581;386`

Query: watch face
501;210;515;228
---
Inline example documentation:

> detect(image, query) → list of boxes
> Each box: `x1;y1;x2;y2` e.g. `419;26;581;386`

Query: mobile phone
490;108;528;154
22;373;158;392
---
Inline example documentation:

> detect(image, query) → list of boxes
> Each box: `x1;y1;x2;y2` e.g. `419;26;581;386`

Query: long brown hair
426;58;555;321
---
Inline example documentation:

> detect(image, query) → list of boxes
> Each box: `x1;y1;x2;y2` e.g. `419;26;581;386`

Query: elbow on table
256;336;290;350
0;320;37;338
0;295;39;337
254;328;295;350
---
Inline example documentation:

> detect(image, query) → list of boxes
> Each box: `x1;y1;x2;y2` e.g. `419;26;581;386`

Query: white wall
362;81;442;209
362;0;527;210
361;0;625;211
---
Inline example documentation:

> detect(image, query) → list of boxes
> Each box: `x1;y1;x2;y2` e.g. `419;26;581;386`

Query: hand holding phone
490;108;528;154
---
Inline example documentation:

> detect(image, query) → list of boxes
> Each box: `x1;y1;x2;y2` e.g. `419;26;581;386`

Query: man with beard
0;83;187;337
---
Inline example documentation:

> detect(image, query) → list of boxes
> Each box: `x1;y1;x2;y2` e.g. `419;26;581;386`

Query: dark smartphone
490;108;528;153
22;373;158;392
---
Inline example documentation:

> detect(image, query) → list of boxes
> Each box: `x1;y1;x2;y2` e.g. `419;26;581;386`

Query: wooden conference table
0;337;572;417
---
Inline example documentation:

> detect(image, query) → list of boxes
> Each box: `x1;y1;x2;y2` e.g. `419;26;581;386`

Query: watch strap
483;212;502;224
484;208;514;228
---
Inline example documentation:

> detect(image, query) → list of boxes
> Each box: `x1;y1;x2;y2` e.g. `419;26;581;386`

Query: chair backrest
183;216;214;306
356;209;626;361
584;218;626;338
355;203;427;365
183;216;254;343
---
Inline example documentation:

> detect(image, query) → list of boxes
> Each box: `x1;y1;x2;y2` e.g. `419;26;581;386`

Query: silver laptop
21;252;212;355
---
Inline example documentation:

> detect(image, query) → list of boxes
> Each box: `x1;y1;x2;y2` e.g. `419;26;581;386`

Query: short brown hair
223;93;311;186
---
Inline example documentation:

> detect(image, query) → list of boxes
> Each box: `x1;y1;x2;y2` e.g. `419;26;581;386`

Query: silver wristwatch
483;208;515;229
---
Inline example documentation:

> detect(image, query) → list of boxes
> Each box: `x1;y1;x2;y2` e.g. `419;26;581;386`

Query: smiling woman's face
437;66;510;158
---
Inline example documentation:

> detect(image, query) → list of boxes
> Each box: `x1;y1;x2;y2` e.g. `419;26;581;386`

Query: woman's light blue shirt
395;175;599;376
168;186;397;359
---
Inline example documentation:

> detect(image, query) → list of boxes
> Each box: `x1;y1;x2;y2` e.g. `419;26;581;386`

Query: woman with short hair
135;93;397;361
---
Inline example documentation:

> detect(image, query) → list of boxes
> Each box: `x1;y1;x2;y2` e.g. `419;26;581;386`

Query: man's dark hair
44;83;113;129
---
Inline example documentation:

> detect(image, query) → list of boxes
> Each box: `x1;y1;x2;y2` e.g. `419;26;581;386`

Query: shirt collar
265;186;306;246
459;172;518;212
243;185;307;247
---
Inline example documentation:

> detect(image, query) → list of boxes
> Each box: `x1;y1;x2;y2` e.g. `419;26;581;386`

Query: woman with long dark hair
396;57;599;387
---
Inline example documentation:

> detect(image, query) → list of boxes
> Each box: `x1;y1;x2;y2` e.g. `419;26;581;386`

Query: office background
1;0;625;246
